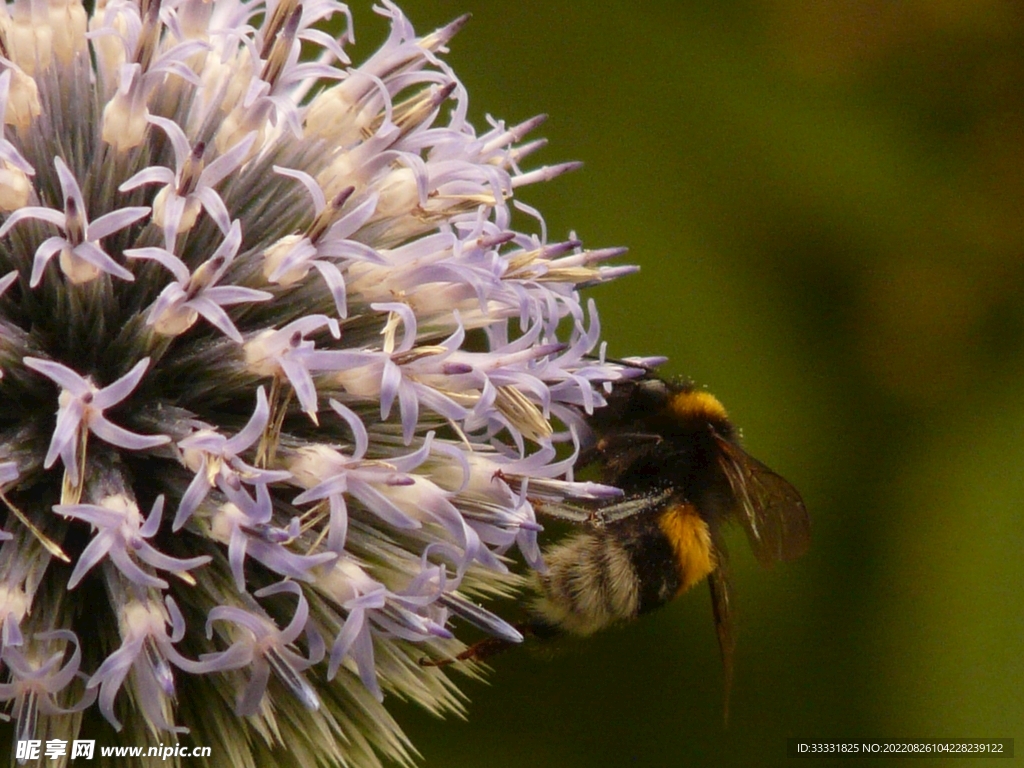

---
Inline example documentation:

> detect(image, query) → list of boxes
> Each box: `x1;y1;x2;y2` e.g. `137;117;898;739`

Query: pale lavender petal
370;301;416;353
173;465;210;530
339;610;381;700
228;526;249;591
138;495;165;538
245;539;335;581
67;531;115;589
107;546;169;588
326;493;348;552
123;246;191;283
30;237;65;286
348;481;419;530
285;314;341;339
165;597;187;644
327;399;368;459
254;580;308;642
201;286;273;306
38;630;85;693
311;260;348;317
86;206;150;240
397;378;419;444
146;115;192;171
158;193;188;247
88;647;135;730
268;238;318;282
89;416;169;451
202;132;258;187
53;503;122;527
22;357;91;394
384;434;433;473
273;166;326;213
118;165;175;191
194;186;232;234
0;206;66;237
188;296;245;342
212;220;243;264
134;543;210;575
189;642;253;675
292;473;346;507
279;355;319;418
205;606;265;641
415;385;468;422
53;156;85;211
379;358;401;420
327;603;365;678
0;271;16;297
45;399;85;475
71;241;135;282
92;358;151;408
235;659;270;716
225;387;270;453
316;237;386;264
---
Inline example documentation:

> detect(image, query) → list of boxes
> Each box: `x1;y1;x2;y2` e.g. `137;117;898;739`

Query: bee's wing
708;537;735;724
713;433;810;567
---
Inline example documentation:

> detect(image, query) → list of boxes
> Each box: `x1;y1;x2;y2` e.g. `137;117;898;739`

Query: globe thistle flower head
0;1;637;765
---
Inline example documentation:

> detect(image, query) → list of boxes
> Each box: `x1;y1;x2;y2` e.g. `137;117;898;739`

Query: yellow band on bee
658;503;716;595
666;389;728;423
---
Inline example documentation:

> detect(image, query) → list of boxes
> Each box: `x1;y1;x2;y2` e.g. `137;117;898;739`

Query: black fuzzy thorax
588;376;738;528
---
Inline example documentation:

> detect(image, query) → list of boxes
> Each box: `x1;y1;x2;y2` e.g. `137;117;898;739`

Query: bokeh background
345;1;1024;766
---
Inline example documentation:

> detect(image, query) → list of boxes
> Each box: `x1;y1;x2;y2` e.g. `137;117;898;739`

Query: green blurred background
348;1;1024;765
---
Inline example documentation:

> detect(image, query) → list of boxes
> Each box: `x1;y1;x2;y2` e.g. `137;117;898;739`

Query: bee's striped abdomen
529;497;715;635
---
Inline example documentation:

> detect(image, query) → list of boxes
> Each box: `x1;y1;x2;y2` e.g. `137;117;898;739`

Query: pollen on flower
0;1;638;765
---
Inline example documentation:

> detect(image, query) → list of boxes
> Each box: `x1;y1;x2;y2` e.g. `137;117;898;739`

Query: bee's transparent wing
708;537;735;724
713;433;810;567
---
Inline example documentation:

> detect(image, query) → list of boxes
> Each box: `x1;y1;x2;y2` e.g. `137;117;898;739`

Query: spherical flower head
0;1;638;765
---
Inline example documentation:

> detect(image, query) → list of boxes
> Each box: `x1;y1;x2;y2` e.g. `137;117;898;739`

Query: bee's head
593;376;738;442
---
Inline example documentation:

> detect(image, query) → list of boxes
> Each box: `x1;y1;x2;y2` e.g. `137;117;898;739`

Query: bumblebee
425;374;809;715
530;375;810;712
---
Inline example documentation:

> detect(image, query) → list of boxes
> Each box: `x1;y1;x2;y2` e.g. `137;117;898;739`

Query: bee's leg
533;499;598;524
419;624;534;667
590;488;675;525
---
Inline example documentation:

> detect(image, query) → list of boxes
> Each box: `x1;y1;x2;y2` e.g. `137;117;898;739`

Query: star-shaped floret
86;598;202;732
0;157;148;286
21;357;170;486
53;494;210;589
0;630;97;745
125;221;272;341
193;581;324;716
119;118;255;245
174;386;291;530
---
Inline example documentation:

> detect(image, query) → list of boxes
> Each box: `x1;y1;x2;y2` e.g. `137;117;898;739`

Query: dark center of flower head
0;1;634;764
